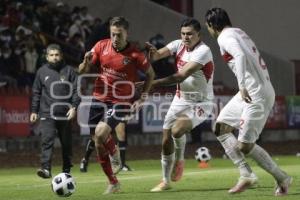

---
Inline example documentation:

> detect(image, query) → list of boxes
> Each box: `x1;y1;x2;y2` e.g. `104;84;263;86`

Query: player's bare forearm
152;61;201;87
145;42;170;62
78;51;93;74
153;74;183;88
78;61;91;74
140;66;155;101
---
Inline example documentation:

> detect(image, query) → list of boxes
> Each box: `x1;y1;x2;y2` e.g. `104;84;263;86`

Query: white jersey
218;28;274;99
166;39;214;102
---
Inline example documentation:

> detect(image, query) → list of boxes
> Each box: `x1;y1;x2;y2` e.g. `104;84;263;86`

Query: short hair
205;7;232;32
180;18;201;32
109;16;129;30
46;44;62;54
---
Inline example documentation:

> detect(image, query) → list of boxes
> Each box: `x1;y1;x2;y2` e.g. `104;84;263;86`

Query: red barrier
0;95;30;137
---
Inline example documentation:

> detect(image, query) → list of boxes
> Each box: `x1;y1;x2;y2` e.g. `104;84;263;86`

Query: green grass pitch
0;156;299;200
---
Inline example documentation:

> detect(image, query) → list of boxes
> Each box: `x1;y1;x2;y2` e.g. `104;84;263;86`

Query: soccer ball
51;173;76;197
195;147;212;162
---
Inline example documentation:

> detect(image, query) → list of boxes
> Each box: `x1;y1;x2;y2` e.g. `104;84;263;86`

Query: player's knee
95;122;111;141
238;142;254;155
214;122;234;137
162;135;172;147
214;123;222;136
171;126;186;138
172;119;191;138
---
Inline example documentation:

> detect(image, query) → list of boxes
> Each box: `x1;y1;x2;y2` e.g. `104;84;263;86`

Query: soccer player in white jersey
146;18;214;192
205;8;292;196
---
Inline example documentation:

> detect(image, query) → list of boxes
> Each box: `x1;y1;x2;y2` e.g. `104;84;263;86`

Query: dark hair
180;18;201;32
205;7;232;32
109;16;129;30
46;44;62;54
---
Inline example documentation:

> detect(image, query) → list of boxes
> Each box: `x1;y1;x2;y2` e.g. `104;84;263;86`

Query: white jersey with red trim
166;39;214;102
218;28;274;99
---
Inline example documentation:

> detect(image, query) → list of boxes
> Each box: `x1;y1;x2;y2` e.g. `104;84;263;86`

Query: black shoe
80;159;88;172
37;168;51;179
62;168;70;173
63;164;73;173
121;164;132;172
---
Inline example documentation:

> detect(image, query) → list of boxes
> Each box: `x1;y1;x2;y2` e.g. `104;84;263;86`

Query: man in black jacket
30;44;80;178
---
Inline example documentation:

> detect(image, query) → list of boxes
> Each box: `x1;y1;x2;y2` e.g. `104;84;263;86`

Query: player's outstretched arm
152;61;202;88
145;42;171;62
131;66;155;112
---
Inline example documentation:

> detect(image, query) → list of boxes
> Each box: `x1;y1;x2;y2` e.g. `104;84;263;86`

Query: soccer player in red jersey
78;16;155;194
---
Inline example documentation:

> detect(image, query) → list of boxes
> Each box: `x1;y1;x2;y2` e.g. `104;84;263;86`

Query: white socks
172;134;186;161
247;144;287;182
161;153;175;183
217;133;252;177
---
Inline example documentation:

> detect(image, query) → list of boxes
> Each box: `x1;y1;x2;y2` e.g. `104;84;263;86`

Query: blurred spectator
0;45;21;88
71;6;81;21
54;20;70;42
149;34;176;78
0;46;18;88
85;17;110;50
15;19;33;36
35;2;53;34
69;33;85;50
79;6;94;24
0;28;13;47
81;19;92;39
69;16;85;40
1;5;21;28
23;38;40;86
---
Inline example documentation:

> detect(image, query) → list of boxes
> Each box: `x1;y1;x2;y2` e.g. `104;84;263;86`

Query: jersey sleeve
219;36;246;89
166;40;182;54
190;46;212;65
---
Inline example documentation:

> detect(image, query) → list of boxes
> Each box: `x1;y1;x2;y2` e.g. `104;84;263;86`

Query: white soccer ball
195;147;212;162
51;173;76;197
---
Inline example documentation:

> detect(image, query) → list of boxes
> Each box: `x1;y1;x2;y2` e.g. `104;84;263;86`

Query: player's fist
83;51;93;63
145;42;157;60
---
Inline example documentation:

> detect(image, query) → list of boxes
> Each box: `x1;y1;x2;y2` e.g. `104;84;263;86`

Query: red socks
97;154;118;184
103;135;117;156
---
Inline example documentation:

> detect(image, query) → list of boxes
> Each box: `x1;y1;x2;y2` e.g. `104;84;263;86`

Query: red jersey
91;39;150;103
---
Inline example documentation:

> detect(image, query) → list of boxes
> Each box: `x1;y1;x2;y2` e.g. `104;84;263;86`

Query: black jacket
31;63;80;119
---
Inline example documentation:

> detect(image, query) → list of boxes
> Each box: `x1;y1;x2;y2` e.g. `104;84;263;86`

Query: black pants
39;118;72;172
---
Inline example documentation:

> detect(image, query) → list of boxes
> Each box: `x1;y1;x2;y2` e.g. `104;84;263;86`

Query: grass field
0;156;299;200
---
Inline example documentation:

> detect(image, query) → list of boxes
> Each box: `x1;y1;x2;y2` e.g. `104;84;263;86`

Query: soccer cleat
150;181;171;192
63;164;73;173
110;147;122;175
121;164;132;172
80;159;88;172
37;168;52;179
171;160;184;182
103;182;121;195
274;176;292;196
228;173;258;194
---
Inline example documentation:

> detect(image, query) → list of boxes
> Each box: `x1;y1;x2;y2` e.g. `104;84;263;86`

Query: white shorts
217;92;275;143
163;95;213;130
